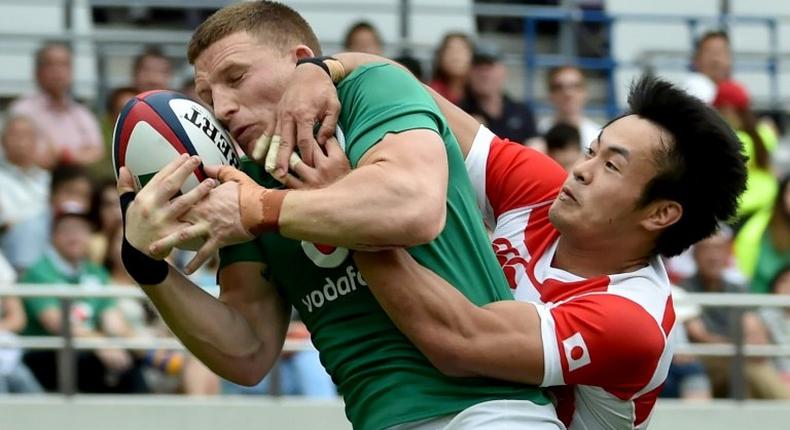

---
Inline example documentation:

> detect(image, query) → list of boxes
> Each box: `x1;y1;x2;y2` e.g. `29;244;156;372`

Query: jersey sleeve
336;63;445;167
484;138;567;219
536;294;666;398
218;240;266;271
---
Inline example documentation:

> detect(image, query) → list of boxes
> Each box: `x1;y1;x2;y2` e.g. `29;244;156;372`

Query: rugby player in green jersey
117;2;561;429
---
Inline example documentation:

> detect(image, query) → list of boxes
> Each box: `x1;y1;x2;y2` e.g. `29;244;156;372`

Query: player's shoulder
490;133;556;163
603;257;674;326
485;132;566;192
338;62;410;89
471;126;565;218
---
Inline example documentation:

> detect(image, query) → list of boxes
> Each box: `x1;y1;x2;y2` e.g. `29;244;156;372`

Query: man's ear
292;45;316;62
641;199;683;232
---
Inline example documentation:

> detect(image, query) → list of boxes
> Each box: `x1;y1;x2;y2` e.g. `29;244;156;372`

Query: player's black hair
545;123;581;152
623;75;748;257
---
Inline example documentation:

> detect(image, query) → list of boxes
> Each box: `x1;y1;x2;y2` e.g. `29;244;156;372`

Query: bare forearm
280;169;430;249
141;266;272;382
334;52;407;76
354;249;542;384
279;134;447;249
354;250;476;369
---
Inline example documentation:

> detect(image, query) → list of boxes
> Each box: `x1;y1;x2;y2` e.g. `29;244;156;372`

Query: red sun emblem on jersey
301;241;350;268
492;238;529;289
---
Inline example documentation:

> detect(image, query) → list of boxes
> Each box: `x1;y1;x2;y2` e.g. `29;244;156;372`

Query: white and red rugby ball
112;90;240;193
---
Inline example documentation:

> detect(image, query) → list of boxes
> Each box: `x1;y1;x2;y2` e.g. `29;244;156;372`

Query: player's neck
553;235;651;278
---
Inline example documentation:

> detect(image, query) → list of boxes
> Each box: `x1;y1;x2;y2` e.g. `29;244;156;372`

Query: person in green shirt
712;79;779;224
116;2;556;429
735;175;790;293
21;204;147;393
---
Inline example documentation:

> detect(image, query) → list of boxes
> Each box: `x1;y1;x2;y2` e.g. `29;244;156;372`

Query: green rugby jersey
220;63;548;430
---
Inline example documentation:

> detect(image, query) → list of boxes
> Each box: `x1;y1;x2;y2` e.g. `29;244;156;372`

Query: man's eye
229;74;244;85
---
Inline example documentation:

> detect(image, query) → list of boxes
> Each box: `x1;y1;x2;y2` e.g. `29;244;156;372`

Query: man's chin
547;203;572;231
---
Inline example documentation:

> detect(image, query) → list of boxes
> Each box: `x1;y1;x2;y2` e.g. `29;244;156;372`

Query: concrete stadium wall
2;397;790;430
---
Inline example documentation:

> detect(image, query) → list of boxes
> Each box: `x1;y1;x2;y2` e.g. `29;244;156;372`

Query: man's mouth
560;187;578;203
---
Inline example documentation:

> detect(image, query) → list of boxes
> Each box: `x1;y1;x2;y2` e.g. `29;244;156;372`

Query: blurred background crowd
0;0;788;402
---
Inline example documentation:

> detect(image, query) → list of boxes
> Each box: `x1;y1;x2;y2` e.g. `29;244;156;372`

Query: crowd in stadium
0;16;788;402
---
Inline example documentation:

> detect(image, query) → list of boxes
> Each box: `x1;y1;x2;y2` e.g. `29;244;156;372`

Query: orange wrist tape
242;188;289;236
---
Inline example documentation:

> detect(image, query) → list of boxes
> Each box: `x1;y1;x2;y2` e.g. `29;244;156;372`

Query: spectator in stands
538;65;601;149
88;179;122;265
94;86;137;179
713;79;779;224
735;175;790;294
693;31;732;85
20;203;148;393
0;116;51;273
684;229;790;399
4;163;95;274
50;164;93;212
459;43;538;145
10;41;103;167
544;122;581;172
0;251;43;394
661;286;712;400
429;32;473;105
759;267;790;387
132;46;173;93
343;21;384;56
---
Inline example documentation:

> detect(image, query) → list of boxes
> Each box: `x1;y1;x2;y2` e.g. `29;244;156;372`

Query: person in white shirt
538;65;602;150
0;250;43;393
0;116;50;272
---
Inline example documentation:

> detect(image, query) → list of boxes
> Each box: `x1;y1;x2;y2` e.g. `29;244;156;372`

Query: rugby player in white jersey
252;54;747;429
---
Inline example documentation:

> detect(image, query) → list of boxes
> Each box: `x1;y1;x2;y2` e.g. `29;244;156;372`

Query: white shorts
387;399;565;430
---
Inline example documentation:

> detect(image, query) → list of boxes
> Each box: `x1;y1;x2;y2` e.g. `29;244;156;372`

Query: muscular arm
354;249;544;384
140;262;290;385
278;129;448;249
332;52;479;158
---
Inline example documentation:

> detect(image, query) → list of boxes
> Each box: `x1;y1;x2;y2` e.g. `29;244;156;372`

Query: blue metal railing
504;7;782;119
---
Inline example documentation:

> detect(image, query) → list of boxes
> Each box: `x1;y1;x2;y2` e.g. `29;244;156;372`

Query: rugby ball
112;90;240;193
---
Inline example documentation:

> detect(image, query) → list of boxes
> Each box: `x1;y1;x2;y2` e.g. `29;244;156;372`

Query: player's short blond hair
187;0;322;64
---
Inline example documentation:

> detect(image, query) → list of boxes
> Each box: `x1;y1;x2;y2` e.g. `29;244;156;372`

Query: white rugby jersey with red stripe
465;126;676;430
